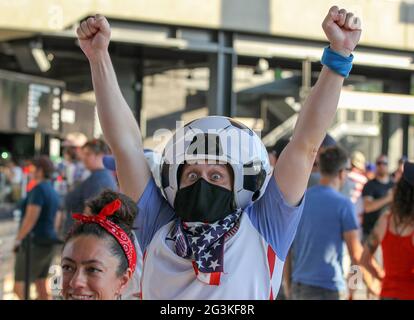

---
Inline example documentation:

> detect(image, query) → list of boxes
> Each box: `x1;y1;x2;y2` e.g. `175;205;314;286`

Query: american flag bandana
172;210;242;286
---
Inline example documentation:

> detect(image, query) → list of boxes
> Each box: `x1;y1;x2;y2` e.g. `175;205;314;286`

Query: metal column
300;59;312;104
208;31;236;117
382;80;411;168
113;57;144;135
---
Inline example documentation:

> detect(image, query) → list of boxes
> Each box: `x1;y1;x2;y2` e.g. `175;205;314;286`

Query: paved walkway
0;218;19;299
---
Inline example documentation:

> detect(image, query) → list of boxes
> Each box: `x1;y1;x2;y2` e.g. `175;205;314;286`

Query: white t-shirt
134;177;304;300
11;166;23;184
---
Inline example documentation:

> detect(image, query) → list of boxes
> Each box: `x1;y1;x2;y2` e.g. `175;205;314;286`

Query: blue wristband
321;46;354;78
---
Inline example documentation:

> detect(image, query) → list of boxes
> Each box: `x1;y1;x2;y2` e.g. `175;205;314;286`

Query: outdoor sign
0;70;64;135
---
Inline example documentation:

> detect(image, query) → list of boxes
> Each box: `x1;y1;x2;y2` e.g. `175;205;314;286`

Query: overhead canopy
237;76;300;103
237;76;414;115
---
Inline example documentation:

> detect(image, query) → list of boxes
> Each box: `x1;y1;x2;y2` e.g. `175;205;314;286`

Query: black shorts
14;241;56;282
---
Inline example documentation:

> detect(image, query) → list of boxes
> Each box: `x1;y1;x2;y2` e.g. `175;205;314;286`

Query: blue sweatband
321;46;354;78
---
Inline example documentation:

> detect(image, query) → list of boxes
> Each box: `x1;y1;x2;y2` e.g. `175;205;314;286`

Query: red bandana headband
72;199;137;273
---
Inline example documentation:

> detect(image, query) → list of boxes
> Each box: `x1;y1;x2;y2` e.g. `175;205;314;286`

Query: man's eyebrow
181;165;197;173
210;164;227;171
182;163;227;172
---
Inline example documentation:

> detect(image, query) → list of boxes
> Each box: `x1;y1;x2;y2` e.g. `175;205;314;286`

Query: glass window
363;111;374;122
347;110;357;122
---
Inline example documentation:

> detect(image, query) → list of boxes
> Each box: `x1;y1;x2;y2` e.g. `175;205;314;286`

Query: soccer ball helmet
159;116;273;210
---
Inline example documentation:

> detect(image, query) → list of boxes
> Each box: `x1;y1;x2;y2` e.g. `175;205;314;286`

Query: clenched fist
322;6;362;57
76;14;111;61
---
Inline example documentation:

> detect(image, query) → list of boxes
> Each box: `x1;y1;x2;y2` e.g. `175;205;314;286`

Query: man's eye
211;173;221;180
188;173;198;180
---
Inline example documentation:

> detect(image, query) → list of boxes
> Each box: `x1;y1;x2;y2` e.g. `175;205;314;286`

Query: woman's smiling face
61;235;130;300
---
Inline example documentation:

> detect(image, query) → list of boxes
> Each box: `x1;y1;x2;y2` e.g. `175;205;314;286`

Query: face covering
173;209;242;285
174;178;235;223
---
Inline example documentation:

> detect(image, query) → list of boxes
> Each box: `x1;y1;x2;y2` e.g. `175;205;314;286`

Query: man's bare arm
77;15;150;202
344;229;383;296
360;214;388;280
275;6;361;205
15;205;41;242
343;230;363;266
363;193;392;214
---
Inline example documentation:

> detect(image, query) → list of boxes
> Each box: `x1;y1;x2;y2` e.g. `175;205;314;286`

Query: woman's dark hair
85;190;137;229
391;178;414;225
64;190;137;277
82;139;109;155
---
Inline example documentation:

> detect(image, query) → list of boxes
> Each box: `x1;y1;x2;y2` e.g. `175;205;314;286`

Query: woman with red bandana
61;190;137;300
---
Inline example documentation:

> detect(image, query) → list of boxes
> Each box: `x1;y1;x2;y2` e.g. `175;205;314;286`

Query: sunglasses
376;161;388;166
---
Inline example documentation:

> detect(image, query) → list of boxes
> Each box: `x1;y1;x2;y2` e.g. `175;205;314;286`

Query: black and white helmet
160;116;273;210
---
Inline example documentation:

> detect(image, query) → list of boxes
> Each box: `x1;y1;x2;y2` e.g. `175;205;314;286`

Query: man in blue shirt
287;146;363;299
13;156;60;300
64;139;117;234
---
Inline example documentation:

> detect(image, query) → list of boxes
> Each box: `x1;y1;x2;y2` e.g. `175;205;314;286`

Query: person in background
307;134;336;188
13;156;61;300
391;156;407;183
286;146;362;300
365;163;376;181
341;151;368;224
361;161;414;300
22;159;37;194
362;155;394;242
64;139;117;235
55;147;87;216
102;148;163;190
62;146;86;191
4;158;23;202
0;163;9;202
340;151;374;299
267;138;290;168
360;154;394;299
348;151;368;203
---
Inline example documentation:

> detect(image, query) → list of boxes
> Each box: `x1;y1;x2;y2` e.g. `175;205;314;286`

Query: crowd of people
266;134;414;300
1;6;413;300
0;139;119;299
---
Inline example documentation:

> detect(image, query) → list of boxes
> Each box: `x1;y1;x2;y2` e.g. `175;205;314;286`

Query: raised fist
76;14;111;61
322;6;362;57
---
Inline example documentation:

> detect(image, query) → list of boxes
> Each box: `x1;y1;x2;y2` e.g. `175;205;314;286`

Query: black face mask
174;178;235;223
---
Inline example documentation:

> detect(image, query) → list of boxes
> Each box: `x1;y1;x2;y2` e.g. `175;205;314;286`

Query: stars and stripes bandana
172;210;242;286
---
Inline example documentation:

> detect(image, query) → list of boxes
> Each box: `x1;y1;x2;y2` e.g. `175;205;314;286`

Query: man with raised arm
76;6;361;299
